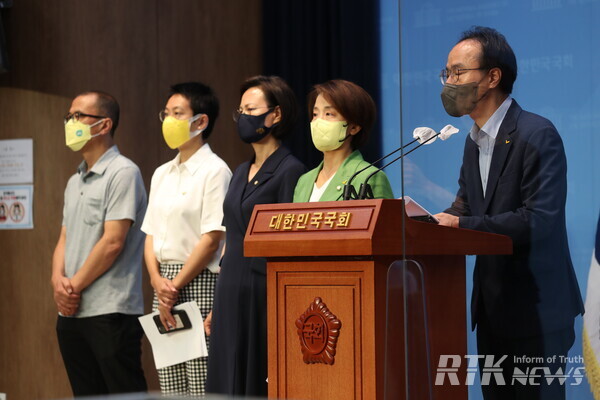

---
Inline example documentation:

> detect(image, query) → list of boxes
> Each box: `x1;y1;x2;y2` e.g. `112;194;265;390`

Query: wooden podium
245;199;511;400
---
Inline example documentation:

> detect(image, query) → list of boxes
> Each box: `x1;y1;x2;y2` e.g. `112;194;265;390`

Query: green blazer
293;150;394;202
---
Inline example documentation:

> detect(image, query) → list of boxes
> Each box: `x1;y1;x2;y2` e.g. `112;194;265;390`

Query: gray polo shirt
62;145;147;317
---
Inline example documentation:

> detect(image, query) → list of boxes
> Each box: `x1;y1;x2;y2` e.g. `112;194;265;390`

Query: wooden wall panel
0;1;162;180
0;1;262;398
155;1;260;165
0;88;77;399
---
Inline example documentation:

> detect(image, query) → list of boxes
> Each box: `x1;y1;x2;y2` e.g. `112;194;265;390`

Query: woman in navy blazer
206;76;305;396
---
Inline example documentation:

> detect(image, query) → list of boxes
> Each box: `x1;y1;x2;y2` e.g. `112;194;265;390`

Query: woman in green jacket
293;79;394;202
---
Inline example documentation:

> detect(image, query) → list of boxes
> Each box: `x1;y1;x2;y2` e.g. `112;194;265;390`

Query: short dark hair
240;75;298;140
458;26;517;94
78;91;120;137
308;80;376;150
169;82;219;140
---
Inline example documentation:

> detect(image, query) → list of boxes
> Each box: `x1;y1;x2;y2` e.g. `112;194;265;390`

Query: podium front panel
267;260;387;400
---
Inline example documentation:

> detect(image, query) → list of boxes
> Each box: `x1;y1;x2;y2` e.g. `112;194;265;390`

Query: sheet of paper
139;301;207;369
0;139;33;184
402;195;439;223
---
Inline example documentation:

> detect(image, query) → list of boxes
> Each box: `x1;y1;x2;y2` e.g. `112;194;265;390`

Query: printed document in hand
401;196;439;224
139;301;207;369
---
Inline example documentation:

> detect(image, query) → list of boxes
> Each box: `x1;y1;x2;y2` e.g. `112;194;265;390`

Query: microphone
342;127;440;200
356;125;459;200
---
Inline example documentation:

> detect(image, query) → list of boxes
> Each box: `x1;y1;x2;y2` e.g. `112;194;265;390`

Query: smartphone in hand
153;309;192;334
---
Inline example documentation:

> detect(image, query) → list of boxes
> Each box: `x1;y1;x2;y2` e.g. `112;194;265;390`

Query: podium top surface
244;199;512;258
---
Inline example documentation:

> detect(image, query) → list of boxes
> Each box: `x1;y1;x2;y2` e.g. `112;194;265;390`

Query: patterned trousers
152;264;217;396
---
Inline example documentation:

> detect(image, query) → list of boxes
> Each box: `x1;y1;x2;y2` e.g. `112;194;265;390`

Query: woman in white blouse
141;82;232;396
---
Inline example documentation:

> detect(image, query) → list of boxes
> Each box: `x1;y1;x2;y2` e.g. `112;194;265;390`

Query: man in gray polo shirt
51;91;147;396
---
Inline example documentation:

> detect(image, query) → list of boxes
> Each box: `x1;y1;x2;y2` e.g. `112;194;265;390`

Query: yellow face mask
64;119;104;152
310;119;349;152
161;114;204;149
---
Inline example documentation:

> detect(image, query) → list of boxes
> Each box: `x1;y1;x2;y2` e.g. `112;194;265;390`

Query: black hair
169;82;219;140
78;91;120;137
458;26;517;94
308;79;376;150
240;75;298;140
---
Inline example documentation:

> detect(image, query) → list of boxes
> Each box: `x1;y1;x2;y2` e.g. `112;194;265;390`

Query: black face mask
236;109;275;143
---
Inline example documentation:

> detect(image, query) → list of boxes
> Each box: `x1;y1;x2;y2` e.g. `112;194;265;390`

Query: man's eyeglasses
440;67;487;85
64;111;107;124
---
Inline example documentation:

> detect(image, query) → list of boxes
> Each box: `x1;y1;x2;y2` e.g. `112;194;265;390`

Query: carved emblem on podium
295;297;341;365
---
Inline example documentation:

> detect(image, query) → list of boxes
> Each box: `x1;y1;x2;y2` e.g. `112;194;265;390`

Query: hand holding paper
139;301;207;369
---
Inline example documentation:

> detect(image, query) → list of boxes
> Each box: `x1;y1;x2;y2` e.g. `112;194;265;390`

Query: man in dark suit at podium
435;26;584;399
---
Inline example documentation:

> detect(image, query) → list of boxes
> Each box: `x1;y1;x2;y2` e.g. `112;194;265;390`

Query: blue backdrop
379;1;600;398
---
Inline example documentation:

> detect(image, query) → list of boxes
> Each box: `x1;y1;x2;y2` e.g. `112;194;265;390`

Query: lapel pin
505;140;511;144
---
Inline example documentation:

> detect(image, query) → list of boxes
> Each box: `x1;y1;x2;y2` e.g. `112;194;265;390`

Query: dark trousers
476;316;575;400
56;313;147;397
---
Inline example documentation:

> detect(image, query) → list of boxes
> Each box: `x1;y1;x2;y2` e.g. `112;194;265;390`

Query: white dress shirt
141;143;232;272
469;96;512;196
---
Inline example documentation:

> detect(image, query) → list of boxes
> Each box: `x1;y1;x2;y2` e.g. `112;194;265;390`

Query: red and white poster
0;186;33;229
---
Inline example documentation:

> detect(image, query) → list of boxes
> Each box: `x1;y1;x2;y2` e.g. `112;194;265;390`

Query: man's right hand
52;275;80;316
434;212;459;228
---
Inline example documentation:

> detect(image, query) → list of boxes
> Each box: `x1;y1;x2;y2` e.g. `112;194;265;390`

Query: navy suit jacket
222;146;306;275
445;100;584;337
